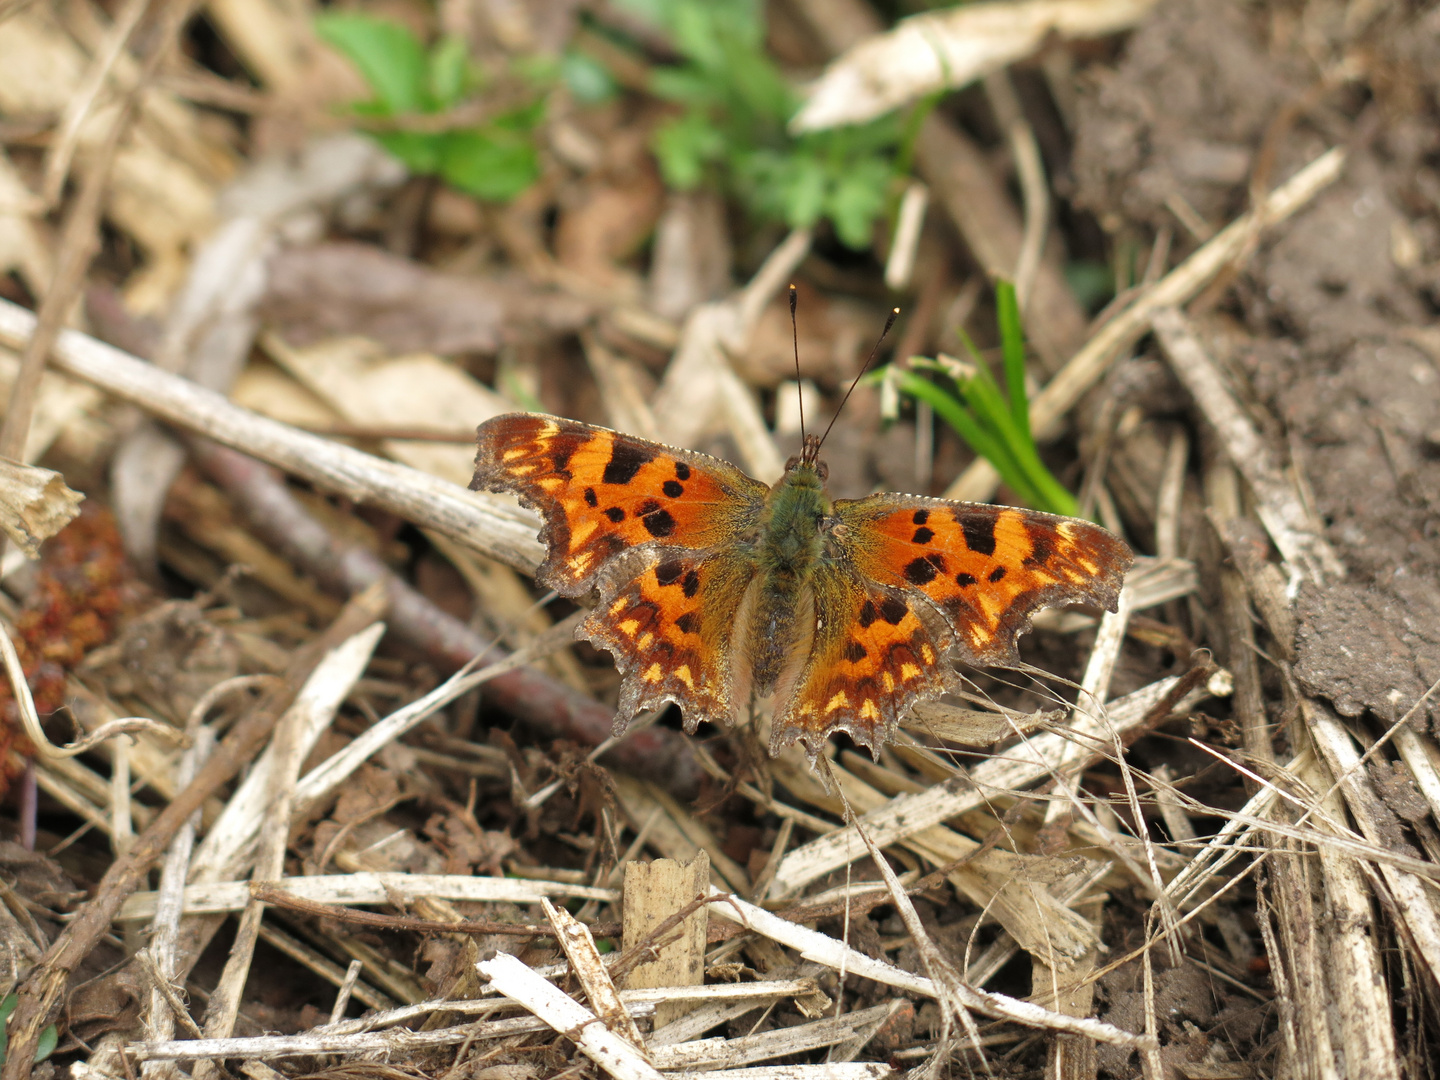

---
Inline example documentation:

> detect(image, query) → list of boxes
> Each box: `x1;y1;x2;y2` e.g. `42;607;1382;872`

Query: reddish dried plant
0;504;140;795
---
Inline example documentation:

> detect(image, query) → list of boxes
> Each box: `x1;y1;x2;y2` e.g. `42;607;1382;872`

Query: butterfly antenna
789;284;805;443
815;306;900;454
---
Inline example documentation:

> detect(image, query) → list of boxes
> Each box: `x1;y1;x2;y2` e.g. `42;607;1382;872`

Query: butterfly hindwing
472;413;769;596
772;567;957;760
582;546;756;736
834;496;1133;666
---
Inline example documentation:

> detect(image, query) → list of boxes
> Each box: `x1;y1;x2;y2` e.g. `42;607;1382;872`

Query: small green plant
314;13;543;202
0;994;57;1065
615;0;903;249
890;280;1080;518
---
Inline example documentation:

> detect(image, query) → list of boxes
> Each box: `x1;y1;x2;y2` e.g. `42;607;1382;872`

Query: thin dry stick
328;960;364;1025
983;69;1049;312
41;0;155;205
142;727;213;1077
884;181;929;291
0;0;187;468
194;620;362;1076
247;883;621;939
1153;428;1188;560
944;146;1345;502
134;949;204;1041
1206;458;1273;773
0;587;388;1080
711;868;1154;1051
0;297;544;568
820;758;990;1074
0;622;178;759
1153;306;1342;582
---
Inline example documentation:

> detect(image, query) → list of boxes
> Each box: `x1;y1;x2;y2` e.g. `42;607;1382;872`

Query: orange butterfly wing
471;413;768;734
771;567;957;759
471;413;768;596
772;497;1132;759
837;496;1132;664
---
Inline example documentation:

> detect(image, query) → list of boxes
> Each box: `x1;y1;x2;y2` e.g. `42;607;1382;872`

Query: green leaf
440;126;540;201
314;13;429;114
374;130;443;174
898;372;1033;503
428;35;470;109
827;159;889;249
0;994;58;1065
649;67;719;106
562;50;615;104
33;1025;55;1064
653;112;726;189
782;155;827;230
631;0;903;249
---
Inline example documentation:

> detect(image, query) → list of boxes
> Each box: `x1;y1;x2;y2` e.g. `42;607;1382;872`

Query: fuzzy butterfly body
472;413;1133;761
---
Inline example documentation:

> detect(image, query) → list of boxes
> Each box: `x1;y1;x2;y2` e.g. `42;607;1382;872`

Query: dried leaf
0;458;82;558
792;0;1158;132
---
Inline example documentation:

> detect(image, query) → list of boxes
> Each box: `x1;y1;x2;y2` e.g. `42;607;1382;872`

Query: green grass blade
994;279;1030;441
954;366;1078;516
896;372;1043;507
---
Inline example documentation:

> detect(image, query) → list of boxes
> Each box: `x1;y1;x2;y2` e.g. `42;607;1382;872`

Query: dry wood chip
623;851;709;1029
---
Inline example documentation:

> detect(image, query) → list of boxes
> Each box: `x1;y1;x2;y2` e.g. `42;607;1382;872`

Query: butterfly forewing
835;496;1133;666
471;413;769;596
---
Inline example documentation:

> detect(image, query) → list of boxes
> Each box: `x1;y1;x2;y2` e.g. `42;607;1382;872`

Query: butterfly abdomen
744;462;830;695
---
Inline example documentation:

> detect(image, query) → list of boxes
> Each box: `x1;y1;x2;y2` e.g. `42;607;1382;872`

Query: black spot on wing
961;514;997;557
584;487;598;507
656;560;684;586
988;566;1007;583
642;508;677;537
675;461;691;481
681;570;701;598
880;597;908;625
956;572;977;587
663;480;684;498
604;507;626;523
675;611;700;634
912;527;935;545
858;600;878;628
1024;531;1054;566
843;640;868;662
550;441;577;478
912;509;929;525
904;557;938;586
603;441;653;485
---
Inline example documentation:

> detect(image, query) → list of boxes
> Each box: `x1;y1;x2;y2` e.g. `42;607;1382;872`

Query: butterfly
471;411;1133;762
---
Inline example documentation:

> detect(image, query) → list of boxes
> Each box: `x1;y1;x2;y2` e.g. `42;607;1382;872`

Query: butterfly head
784;433;828;483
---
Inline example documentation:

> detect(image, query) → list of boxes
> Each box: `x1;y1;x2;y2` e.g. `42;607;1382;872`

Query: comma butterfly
470;405;1132;762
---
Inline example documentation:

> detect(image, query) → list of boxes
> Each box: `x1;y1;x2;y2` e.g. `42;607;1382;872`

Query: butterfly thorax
746;460;831;694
